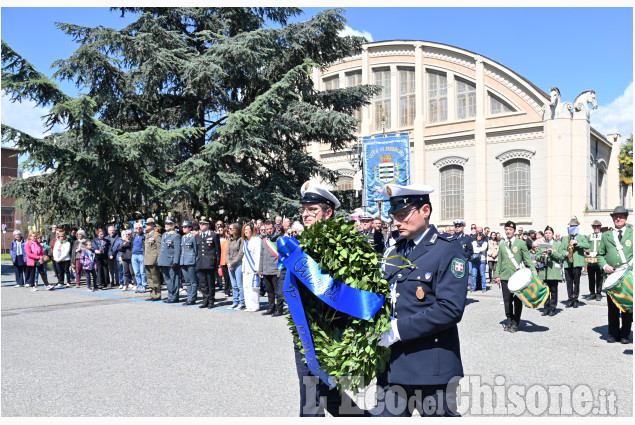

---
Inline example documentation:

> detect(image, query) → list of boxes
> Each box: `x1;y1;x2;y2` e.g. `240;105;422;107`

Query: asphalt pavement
1;262;632;417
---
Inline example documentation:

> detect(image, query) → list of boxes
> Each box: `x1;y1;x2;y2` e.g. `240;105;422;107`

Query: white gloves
377;319;401;347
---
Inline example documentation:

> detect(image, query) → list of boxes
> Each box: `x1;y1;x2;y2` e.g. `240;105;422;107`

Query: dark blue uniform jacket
382;225;468;386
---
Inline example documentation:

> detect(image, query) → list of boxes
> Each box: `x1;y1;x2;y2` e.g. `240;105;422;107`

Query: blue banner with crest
363;133;411;220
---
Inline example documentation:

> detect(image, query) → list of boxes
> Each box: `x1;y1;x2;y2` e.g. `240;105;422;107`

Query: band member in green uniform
597;206;633;344
561;217;590;308
495;220;536;332
536;226;565;316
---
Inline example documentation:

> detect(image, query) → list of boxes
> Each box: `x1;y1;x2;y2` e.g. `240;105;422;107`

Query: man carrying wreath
374;183;468;417
290;181;366;417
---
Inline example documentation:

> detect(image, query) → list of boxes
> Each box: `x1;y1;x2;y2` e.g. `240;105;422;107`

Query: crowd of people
7;178;633;417
8;216;308;316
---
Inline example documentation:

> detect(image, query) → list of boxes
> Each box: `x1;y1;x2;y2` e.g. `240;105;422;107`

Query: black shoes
572;300;578;308
199;304;209;309
183;300;196;306
503;319;511;332
146;297;161;302
166;299;180;304
565;301;572;308
620;338;629;344
262;309;274;316
607;337;617;343
549;309;556;316
541;310;549;316
272;310;284;317
596;294;602;301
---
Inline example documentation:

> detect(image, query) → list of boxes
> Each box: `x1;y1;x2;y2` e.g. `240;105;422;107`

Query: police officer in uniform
292;181;365;417
495;221;536;332
561;217;590;308
158;217;182;303
452;219;474;261
195;217;221;309
144;218;162;301
376;183;467;417
586;219;604;301
597;206;633;344
180;220;198;305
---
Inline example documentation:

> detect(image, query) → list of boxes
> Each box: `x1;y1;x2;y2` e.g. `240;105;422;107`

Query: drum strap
504;243;521;271
613;230;627;265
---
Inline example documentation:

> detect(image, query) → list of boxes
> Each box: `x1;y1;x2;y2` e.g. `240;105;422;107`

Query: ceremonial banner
363;132;411;220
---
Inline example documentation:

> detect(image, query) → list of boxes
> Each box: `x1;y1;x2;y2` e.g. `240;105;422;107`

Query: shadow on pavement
520;320;549;333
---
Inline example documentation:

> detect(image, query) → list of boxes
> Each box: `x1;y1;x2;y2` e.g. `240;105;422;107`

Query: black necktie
618;230;623;242
405;240;416;257
508;240;512;250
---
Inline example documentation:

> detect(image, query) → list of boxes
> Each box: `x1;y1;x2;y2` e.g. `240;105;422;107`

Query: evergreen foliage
2;7;379;227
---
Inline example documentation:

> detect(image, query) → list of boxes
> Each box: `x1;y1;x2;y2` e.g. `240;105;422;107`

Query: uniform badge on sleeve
451;258;466;278
425;272;432;280
416;286;425;300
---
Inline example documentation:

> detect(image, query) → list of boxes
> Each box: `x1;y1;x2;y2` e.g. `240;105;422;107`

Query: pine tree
2;7;378;226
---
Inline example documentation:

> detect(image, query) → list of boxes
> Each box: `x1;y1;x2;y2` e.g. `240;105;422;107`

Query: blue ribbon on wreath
277;236;385;387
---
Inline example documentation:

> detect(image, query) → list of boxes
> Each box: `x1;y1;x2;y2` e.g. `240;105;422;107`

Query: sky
1;5;633;149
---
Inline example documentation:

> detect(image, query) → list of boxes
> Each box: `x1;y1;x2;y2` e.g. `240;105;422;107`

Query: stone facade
310;40;625;233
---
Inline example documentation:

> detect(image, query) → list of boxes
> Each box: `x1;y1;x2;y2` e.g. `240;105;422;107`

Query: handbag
470;253;481;261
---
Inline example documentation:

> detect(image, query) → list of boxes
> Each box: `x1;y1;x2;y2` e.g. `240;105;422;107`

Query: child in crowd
80;240;97;292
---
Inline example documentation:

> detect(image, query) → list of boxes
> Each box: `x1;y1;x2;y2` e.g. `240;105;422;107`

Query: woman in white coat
242;223;262;311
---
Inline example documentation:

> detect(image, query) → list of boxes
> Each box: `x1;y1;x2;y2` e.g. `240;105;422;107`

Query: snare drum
508;268;550;309
603;266;633;313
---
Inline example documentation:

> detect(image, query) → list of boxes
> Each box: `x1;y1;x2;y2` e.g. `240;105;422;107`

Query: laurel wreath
287;216;392;393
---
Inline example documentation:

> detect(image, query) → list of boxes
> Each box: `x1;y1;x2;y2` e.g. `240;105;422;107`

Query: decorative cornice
423;47;475;70
486;130;543;144
424;137;474;151
368;45;415;57
336;168;356;178
484;64;543;114
495;149;536;163
433;155;469;169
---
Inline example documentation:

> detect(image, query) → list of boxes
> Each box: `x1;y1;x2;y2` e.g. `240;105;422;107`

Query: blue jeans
131;254;147;288
471;260;487;291
228;264;245;307
34;262;48;284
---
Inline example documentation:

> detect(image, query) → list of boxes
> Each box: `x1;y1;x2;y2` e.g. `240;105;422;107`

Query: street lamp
346;138;364;208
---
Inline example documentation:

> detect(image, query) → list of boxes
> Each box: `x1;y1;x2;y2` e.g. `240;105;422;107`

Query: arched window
440;165;464;220
335;176;353;191
456;77;476;119
427;70;447;123
503;159;531;217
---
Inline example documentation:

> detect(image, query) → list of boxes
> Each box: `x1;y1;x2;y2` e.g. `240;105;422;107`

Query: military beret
544;225;554;233
504;220;516;229
591;220;602;226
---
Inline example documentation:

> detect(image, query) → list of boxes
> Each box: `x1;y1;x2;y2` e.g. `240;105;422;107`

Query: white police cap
381;183;435;214
300;181;341;209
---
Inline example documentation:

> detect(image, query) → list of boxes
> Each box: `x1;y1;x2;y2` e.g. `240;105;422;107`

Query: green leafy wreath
287;216;392;393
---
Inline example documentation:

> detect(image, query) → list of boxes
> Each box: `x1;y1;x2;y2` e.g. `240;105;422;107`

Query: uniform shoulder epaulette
435;232;453;242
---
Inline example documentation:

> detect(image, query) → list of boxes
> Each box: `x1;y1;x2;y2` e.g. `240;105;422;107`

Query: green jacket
597;227;633;271
496;238;536;280
536;240;565;281
143;229;161;266
561;234;590;268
